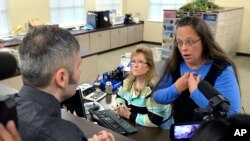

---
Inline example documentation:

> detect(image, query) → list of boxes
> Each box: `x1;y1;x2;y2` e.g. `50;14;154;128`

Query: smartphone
0;95;18;128
170;123;200;141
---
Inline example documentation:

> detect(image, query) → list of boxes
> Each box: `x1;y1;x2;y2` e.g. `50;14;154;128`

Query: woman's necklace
134;86;143;96
134;79;146;96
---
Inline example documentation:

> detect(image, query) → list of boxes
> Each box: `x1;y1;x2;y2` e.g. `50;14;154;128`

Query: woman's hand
114;104;131;119
188;72;201;94
175;72;190;94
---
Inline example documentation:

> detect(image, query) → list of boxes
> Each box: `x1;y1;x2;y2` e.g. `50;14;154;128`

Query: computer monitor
61;89;86;118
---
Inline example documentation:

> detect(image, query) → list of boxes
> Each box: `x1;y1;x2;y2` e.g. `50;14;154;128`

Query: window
49;0;85;28
0;0;10;35
96;0;122;15
148;0;187;22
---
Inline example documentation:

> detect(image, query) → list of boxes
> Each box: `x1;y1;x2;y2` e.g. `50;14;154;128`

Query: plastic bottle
105;81;113;95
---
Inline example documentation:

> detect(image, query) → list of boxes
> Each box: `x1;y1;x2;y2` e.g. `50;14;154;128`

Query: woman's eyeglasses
130;60;148;66
175;39;200;48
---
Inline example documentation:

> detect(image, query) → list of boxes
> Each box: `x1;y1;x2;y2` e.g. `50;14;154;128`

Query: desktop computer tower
87;10;111;29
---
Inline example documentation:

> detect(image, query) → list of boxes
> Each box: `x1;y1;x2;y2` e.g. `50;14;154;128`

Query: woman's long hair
155;16;239;90
125;45;158;91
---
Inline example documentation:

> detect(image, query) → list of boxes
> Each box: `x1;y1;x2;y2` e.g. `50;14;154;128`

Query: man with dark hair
15;25;115;141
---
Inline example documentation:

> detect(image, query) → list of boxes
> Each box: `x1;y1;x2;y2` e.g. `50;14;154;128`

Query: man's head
19;25;81;101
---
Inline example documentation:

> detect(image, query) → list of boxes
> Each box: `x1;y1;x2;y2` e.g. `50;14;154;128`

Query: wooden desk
98;94;171;141
61;110;134;141
0;84;171;141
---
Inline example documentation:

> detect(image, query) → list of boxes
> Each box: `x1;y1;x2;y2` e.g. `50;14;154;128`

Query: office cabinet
212;8;243;56
127;24;143;44
110;27;128;49
75;34;90;51
4;23;144;54
90;30;110;53
162;8;243;57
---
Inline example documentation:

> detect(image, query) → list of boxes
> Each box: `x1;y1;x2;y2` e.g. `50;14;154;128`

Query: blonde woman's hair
125;45;158;91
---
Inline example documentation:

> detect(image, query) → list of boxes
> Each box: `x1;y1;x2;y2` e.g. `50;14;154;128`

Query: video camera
194;96;230;121
194;81;230;121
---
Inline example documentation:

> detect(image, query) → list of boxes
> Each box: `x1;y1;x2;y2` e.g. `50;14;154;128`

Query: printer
87;10;111;29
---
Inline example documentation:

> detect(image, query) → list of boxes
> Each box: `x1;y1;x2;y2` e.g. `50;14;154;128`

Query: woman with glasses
153;16;241;123
114;45;173;129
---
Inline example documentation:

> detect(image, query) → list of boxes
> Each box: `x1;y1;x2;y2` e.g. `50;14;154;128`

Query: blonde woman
115;45;173;129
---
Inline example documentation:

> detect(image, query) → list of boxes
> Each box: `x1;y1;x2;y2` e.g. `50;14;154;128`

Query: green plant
179;0;222;12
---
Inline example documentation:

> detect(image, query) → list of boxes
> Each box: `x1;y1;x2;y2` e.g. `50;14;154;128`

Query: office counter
62;108;170;141
0;83;18;96
0;84;171;141
98;94;171;141
0;57;169;141
0;84;133;141
61;109;134;141
78;61;170;141
2;22;144;49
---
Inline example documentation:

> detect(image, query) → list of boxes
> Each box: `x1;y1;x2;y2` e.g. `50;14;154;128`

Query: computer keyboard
89;109;138;136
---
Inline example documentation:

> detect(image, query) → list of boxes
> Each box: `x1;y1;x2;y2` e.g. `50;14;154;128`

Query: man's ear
54;68;68;89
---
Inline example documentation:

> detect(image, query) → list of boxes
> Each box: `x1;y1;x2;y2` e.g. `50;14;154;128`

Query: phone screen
173;124;200;140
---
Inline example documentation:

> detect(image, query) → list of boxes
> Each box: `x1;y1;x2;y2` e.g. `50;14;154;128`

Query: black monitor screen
61;89;86;118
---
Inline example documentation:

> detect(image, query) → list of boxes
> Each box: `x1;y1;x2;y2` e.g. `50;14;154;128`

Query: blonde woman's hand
114;104;131;119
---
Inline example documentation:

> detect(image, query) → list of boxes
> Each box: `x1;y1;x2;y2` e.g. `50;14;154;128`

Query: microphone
198;80;220;99
197;80;230;118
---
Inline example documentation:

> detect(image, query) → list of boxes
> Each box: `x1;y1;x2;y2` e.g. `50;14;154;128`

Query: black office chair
0;52;17;80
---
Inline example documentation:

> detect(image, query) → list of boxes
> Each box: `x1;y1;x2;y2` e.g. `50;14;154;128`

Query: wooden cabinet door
127;26;136;44
75;34;90;51
128;24;143;44
119;27;128;47
110;27;127;49
110;29;120;49
100;30;110;51
90;32;101;53
135;24;143;43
